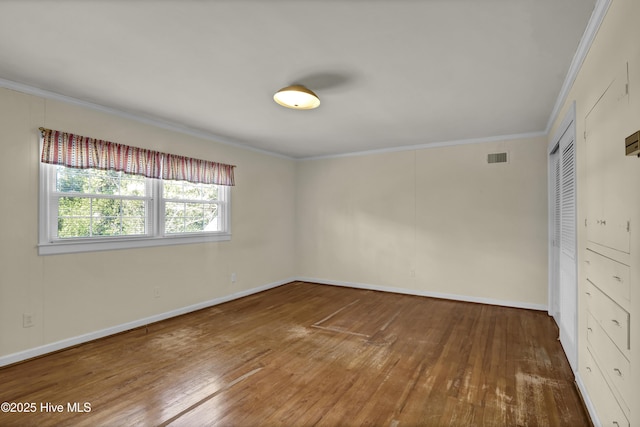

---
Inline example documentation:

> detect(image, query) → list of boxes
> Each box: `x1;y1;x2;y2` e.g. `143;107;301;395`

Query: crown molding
545;0;612;134
0;78;294;160
2;76;547;162
299;131;547;161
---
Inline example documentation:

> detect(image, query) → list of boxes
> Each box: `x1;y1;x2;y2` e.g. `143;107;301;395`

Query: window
38;128;234;255
162;180;225;234
54;167;151;238
39;163;231;255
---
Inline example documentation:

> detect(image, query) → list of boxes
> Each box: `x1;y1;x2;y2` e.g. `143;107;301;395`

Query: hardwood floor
0;282;590;426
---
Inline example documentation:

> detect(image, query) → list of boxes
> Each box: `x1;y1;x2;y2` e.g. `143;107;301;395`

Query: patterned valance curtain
163;153;235;186
40;128;235;186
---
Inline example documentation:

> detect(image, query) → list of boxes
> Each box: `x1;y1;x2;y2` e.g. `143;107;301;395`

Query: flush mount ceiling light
273;85;320;110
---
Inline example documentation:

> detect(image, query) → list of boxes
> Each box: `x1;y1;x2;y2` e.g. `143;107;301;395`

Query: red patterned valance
40;128;235;186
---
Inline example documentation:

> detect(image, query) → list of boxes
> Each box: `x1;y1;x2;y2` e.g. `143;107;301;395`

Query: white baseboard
1;276;548;367
296;277;548;311
558;322;578;372
0;278;293;368
575;372;601;427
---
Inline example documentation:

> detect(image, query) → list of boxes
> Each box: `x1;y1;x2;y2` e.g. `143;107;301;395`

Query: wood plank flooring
0;281;590;426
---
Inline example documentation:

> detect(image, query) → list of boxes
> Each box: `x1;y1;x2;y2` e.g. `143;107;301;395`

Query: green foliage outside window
55;166;221;238
56;167;147;238
163;180;220;234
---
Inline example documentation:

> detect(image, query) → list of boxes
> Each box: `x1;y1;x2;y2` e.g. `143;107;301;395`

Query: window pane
165;202;185;219
164;220;183;234
185;217;205;233
162;181;221;235
55;195;147;238
163;180;219;201
122;199;145;217
120;175;146;196
89;170;120;195
202;185;219;200
163;181;184;200
92;216;121;236
181;182;204;200
184;202;203;216
58;197;91;216
163;202;220;234
55;168;149;197
164;202;185;234
93;198;122;218
58;217;91;238
203;205;219;231
122;218;145;235
184;203;204;233
56;167;91;193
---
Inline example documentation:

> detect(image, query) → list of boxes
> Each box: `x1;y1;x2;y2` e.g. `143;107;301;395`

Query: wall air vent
487;152;508;164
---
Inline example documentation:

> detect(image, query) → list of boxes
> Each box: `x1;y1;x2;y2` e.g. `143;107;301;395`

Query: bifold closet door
559;124;577;372
549;110;577;373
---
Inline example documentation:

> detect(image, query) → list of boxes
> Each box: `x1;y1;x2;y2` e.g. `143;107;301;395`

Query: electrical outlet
23;313;34;328
231;272;237;283
153;287;160;299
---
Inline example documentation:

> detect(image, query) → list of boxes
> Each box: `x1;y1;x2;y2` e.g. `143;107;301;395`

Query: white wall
0;88;296;360
0;56;557;363
296;136;549;308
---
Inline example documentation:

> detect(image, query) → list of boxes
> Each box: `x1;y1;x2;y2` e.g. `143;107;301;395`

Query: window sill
38;233;231;255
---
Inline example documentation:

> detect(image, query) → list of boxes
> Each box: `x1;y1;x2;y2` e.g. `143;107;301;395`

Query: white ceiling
0;0;595;159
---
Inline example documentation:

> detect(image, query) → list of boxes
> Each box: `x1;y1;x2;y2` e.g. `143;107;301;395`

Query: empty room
0;0;638;426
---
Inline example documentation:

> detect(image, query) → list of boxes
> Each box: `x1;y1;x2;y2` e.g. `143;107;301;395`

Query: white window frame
38;163;231;255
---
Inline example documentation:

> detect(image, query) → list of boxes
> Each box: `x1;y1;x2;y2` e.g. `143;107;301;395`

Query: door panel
558;127;577;372
585;74;631;253
549;106;578;373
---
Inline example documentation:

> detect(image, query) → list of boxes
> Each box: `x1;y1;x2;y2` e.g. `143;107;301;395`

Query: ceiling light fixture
273;85;320;110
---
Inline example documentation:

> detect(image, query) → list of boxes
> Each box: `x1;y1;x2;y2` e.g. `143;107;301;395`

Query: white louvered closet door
558;124;577;372
561;140;576;260
549;151;561;321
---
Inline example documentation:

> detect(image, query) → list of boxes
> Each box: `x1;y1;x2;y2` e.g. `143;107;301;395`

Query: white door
549;106;577;372
548;149;560;322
